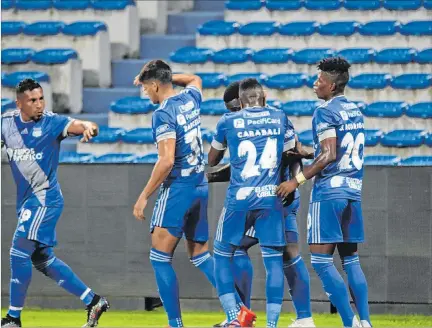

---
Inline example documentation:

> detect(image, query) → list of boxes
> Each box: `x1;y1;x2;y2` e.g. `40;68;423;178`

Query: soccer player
1;79;109;328
208;78;294;328
132;60;222;328
209;82;315;328
277;57;371;328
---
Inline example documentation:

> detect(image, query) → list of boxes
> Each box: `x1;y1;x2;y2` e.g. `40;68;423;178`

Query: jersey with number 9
152;86;206;187
311;95;365;202
212;107;295;210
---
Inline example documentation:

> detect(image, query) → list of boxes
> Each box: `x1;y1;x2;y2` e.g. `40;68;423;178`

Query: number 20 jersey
311;95;365;202
213;107;295;211
152;86;206;187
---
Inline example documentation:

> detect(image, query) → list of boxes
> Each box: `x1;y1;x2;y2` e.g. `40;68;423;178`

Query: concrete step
83;87;140;113
167;11;224;35
194;0;226;12
140;34;195;59
69;113;109;127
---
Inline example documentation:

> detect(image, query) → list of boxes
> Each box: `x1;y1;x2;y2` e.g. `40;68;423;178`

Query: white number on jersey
238;138;277;180
185;127;203;166
339;132;365;171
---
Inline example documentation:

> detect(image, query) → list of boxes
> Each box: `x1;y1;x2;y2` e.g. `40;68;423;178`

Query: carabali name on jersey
238;128;281;139
6;148;43;162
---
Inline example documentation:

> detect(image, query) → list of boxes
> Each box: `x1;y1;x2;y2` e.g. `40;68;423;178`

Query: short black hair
138;59;172;84
239;78;265;106
223;81;240;103
317;56;351;94
16;78;42;95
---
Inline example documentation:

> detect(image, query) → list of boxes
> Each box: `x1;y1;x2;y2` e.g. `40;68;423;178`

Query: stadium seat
425;0;432;10
201;128;215;145
279;21;319;36
213;48;253;64
416;48;432;64
121;128;154;155
297;130;314;147
170;47;213;64
365;129;383;146
363;155;400;166
77;126;125;155
1;22;26;48
375;48;417;64
319;21;359;36
267;99;283;109
23;21;65;36
405;102;432;119
239;22;279;36
198;20;239;36
11;0;52;22
225;0;263;11
53;0;91;11
337;48;376;64
265;0;303;11
343;0;381;11
282;100;318;116
197;73;226;98
348;73;392;89
59;151;93;164
400;21;432;36
381;129;426;147
225;73;267;86
306;74;317;88
291;48;336;73
201;99;228;115
135;153;159;164
264;73;307;89
1;47;35;64
1;71;53;112
252;48;292;64
399;155;432;166
109;97;157;130
391;74;432;89
363;101;408;117
383;0;422;11
359;21;400;36
304;0;342;11
1;98;15;114
425;133;432;147
277;21;320;49
92;153;136;163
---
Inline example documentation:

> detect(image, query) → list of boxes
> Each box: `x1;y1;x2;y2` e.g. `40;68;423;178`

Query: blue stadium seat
201;99;229;115
121;128;153;144
381;129;426;147
279;21;319;36
1;98;15;114
425;0;432;9
297;130;313;147
399;156;432;166
239;22;279;36
15;0;51;10
353;101;367;112
110;97;157;115
383;0;422;11
405;102;432;119
32;48;78;65
292;48;336;64
265;74;307;89
1;48;35;64
88;127;125;144
198;20;240;36
400;21;432;36
364;129;383;146
416;48;432;64
358;21;399;36
252;48;292;64
1;21;26;36
92;153;136;163
201;129;215;143
344;0;381;10
364;155;400;166
225;0;263;11
225;73;268;86
2;0;14;10
391;74;432;89
59;152;94;164
197;73;227;88
135;153;159;164
2;71;50;88
375;48;417;64
266;0;303;11
53;0;91;10
91;0;134;10
282;100;319;116
306;74;318;88
212;48;253;64
349;73;392;89
267;100;283;109
363;101;407;117
170;47;213;64
304;0;342;10
319;21;359;36
63;21;108;36
425;134;432;147
338;48;375;64
23;21;65;36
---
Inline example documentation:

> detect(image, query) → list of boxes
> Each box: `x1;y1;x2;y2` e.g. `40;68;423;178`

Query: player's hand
277;180;299;198
133;74;140;86
133;196;147;221
80;124;98;143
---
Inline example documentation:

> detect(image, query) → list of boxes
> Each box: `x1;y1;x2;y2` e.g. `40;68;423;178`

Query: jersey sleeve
283;115;296;151
314;106;341;142
211;115;228;150
152;108;176;143
48;113;74;139
182;86;203;107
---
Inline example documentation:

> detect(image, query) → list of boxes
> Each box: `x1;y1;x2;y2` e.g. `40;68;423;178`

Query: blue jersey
311;95;364;202
152;86;206;187
213;106;295;210
1;110;73;213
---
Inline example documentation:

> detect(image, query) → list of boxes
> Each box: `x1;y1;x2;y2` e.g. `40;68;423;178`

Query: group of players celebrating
1;55;370;328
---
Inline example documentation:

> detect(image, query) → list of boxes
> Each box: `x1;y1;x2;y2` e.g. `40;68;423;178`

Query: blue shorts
15;205;63;246
150;183;209;242
216;205;286;247
307;199;364;244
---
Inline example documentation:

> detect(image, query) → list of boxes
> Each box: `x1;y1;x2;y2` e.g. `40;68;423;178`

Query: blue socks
311;253;355;327
150;248;183;327
233;249;253;308
284;255;312;319
261;246;284;328
190;251;216;287
8;247;32;318
343;255;371;325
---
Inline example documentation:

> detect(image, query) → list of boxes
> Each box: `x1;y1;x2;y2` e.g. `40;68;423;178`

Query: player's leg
338;201;371;327
308;200;360;327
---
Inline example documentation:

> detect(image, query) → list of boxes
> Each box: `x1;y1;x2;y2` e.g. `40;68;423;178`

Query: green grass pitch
3;308;431;327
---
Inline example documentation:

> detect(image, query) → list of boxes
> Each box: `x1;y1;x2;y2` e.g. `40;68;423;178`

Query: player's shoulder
1;109;19;120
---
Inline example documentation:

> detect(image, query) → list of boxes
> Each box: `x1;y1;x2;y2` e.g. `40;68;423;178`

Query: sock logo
10;278;21;284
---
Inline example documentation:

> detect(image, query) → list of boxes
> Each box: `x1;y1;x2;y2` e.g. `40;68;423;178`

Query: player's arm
171;73;203;92
208;146;225;167
208;114;227;167
133;138;176;220
66;119;99;142
207;163;231;183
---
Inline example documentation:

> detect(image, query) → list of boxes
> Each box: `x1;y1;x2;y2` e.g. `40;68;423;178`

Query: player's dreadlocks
317;56;351;95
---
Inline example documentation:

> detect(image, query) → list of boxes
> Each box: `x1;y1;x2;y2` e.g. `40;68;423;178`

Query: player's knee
31;247;56;274
260;246;284;264
213;240;235;258
283;243;299;262
10;247;32;266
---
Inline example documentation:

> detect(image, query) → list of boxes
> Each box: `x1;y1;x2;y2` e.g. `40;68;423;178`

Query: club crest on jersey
32;127;42;137
19;209;32;223
234;118;245;129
